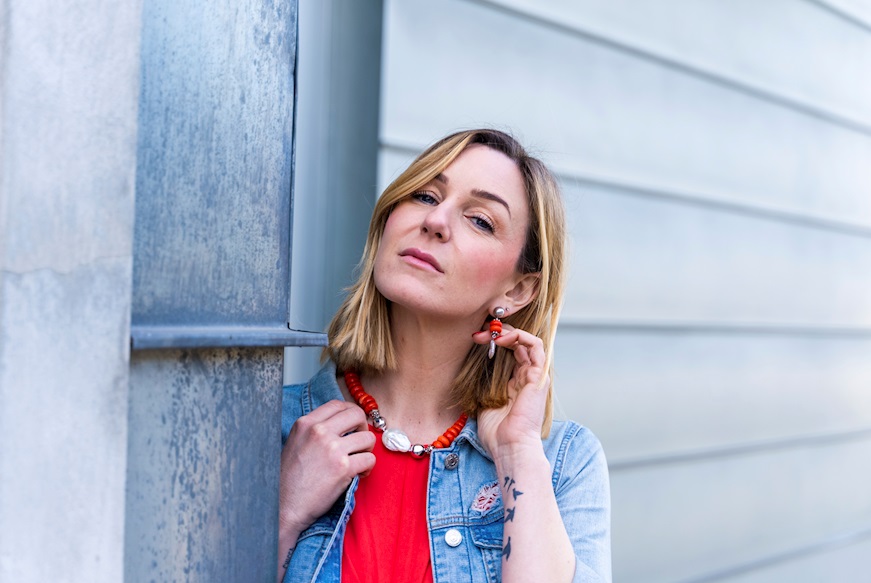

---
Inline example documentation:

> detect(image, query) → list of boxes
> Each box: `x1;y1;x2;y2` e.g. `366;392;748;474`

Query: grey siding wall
0;0;142;579
377;1;871;581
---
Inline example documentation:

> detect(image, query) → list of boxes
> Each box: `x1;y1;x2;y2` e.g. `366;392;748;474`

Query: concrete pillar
0;0;142;580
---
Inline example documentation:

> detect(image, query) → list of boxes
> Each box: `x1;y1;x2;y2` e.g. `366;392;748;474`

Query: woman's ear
502;272;540;313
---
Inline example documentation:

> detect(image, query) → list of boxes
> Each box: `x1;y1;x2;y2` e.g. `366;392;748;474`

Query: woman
278;129;611;583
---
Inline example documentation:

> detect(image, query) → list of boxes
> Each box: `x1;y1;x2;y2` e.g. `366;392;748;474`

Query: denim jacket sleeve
549;422;612;583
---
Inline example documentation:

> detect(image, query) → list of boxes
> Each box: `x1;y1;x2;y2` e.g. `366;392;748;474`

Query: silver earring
488;307;506;359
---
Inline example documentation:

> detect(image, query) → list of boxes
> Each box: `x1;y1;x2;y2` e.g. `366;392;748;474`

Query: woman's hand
472;325;575;582
472;324;550;459
277;399;376;576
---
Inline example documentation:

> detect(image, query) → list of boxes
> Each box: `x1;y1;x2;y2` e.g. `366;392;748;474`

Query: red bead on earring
488;307;506;359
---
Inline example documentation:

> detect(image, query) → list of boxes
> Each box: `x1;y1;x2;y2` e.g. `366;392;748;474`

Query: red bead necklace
344;370;468;458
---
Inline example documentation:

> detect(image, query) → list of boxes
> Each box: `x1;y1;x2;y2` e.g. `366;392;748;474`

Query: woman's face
374;144;532;321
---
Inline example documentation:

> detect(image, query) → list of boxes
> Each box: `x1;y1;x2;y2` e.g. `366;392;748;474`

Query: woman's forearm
276;518;301;583
495;442;576;583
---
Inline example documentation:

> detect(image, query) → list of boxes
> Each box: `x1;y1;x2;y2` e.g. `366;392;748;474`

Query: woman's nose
421;205;451;241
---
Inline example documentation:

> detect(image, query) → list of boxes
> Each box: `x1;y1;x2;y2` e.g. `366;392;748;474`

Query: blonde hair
325;129;567;435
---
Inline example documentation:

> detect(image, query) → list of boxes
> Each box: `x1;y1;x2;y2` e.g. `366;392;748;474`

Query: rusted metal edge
130;325;328;350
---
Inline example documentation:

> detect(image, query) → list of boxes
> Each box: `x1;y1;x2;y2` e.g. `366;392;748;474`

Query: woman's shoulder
542;420;608;492
544;419;604;455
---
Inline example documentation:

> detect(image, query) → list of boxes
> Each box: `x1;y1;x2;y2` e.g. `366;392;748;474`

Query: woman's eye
411;191;437;205
471;215;495;233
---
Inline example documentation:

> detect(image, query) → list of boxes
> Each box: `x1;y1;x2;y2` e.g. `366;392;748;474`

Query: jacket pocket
469;513;503;583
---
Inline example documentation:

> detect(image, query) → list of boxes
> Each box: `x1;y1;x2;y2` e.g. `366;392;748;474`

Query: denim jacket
281;362;612;583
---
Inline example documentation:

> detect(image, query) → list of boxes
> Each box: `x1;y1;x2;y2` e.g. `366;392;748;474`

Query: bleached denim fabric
281;362;611;583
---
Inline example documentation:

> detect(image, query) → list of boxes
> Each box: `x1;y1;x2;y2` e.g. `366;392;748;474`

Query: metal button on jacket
443;453;459;470
444;528;463;547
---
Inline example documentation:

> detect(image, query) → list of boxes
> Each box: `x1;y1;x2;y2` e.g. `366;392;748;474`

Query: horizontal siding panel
378;149;871;327
487;0;871;129
717;534;871;583
610;438;871;582
822;0;871;26
561;179;871;327
552;329;871;462
382;0;871;226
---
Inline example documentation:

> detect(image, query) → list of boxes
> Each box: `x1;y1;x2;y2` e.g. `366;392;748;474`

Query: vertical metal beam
126;0;298;580
126;349;282;581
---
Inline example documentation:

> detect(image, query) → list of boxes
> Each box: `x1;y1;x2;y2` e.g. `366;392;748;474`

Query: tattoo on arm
502;475;523;559
282;546;295;570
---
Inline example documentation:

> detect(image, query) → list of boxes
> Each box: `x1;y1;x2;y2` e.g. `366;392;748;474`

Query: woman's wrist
278;507;308;546
492;437;548;474
276;519;300;583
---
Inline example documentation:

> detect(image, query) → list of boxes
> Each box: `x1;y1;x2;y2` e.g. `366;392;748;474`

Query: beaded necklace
344;370;468;457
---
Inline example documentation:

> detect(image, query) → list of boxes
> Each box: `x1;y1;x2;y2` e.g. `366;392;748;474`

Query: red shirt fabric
341;426;434;583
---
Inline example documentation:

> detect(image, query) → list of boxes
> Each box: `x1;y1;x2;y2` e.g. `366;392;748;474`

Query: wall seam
465;0;871;137
557;319;871;338
680;525;871;582
1;254;132;277
804;0;871;34
609;427;871;471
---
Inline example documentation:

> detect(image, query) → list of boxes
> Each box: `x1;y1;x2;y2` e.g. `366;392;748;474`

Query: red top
342;427;434;583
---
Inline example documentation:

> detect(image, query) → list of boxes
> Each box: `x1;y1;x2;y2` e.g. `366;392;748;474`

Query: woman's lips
399;248;443;273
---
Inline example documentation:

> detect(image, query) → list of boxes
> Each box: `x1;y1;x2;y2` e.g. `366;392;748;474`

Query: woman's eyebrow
434;173;511;216
471;189;511;217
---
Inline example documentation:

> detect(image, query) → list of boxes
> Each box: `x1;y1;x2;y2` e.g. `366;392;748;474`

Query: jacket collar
302;360;343;415
455;418;492;461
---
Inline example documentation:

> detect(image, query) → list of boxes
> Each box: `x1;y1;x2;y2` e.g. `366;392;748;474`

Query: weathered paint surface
0;0;141;580
127;0;297;580
132;0;297;328
126;349;282;582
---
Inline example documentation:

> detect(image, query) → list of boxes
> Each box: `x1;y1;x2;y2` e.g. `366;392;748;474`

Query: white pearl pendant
382;428;412;452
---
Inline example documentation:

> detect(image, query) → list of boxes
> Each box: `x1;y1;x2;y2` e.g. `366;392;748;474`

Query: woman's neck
356;305;482;442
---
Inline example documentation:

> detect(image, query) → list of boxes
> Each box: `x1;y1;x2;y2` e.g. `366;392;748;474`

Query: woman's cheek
467;252;519;290
372;246;396;300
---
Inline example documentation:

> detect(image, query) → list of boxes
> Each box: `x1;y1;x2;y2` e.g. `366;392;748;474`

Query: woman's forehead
438;145;525;202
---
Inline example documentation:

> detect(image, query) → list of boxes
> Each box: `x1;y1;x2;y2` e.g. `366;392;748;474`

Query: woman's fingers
479;325;545;368
348;451;377;477
302;399;352;420
322;432;376;481
513;343;532;367
294;400;369;439
325;403;370;435
302;399;364;426
279;401;377;532
295;401;375;459
341;427;377;454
